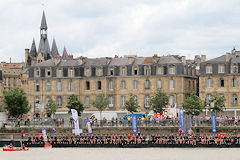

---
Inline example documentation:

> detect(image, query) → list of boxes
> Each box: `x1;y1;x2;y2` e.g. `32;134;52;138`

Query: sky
1;0;240;62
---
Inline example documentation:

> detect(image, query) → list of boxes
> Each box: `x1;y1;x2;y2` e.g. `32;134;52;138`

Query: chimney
152;55;159;63
25;48;30;67
53;56;61;65
127;56;135;65
181;56;186;64
201;55;206;62
78;56;86;65
106;57;112;65
226;52;231;62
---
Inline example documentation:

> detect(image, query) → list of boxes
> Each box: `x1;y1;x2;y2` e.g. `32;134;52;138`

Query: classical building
21;11;198;118
199;48;240;116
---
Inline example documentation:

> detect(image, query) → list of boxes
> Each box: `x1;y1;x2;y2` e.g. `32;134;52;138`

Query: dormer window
69;68;73;77
58;69;62;78
206;65;212;73
219;64;224;73
110;68;114;76
122;67;126;76
232;64;237;73
134;67;138;75
86;68;90;77
97;68;102;76
169;66;175;74
47;69;51;77
35;68;40;77
158;67;163;75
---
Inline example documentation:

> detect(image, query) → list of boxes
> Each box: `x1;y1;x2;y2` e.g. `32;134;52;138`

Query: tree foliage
208;92;225;114
150;89;169;113
182;92;205;116
45;97;57;117
125;94;139;113
3;87;29;118
66;94;84;116
91;93;109;120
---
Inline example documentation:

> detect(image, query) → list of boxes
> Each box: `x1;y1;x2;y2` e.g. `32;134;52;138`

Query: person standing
21;130;24;139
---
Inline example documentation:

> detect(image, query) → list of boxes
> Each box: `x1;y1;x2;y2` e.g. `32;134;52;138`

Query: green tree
150;89;169;113
45;98;57;117
125;94;139;113
208;93;225;114
66;94;84;116
91;93;109;121
182;92;205;116
3;87;30;118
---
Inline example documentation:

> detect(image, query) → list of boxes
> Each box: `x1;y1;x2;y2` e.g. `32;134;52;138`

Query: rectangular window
110;69;114;76
133;80;138;89
109;96;114;107
35;96;40;108
109;80;114;90
46;81;51;92
97;68;101;76
122;68;125;76
169;95;174;106
121;80;126;89
232;94;238;106
36;69;40;77
121;96;126;108
158;67;163;75
145;95;150;108
86;81;90;90
145;80;150;89
58;69;62;78
169;66;175;74
232;78;237;88
69;69;73;77
134;96;138;103
219;65;224;73
85;96;90;108
169;80;175;89
86;68;90;77
206;79;212;88
134;68;138;75
57;96;62;107
8;78;10;87
232;65;237;73
47;70;51;77
219;79;224;87
57;81;62;92
35;82;40;92
69;80;74;92
206;65;212;73
157;80;162;89
97;81;102;90
13;78;16;86
146;68;150;76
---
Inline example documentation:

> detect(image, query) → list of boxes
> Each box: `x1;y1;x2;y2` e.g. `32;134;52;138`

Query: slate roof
29;39;37;58
51;39;59;57
133;57;145;65
158;56;182;64
62;47;69;59
40;11;48;30
84;58;107;67
204;55;226;63
109;58;128;66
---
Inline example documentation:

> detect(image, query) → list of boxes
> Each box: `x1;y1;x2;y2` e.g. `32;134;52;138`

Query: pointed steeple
29;39;37;58
40;11;48;30
62;46;69;59
51;38;59;57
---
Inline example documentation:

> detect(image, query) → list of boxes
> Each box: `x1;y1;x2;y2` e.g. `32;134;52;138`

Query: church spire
40;11;48;30
62;46;69;59
29;39;37;58
51;38;59;57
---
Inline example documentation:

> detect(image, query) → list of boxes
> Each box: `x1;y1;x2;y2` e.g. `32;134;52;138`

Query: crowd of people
26;132;240;146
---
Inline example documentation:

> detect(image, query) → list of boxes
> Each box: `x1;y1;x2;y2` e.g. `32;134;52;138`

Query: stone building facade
199;49;240;116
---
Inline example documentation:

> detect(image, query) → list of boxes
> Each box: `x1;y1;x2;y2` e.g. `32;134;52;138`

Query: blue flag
179;108;184;134
132;114;137;133
211;113;216;133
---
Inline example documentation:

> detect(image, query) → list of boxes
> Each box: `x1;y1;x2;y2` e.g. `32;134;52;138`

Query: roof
133;57;145;65
0;62;24;69
40;11;48;30
204;55;226;63
84;58;107;67
62;47;69;59
29;39;37;58
109;58;128;66
158;56;182;64
142;57;153;64
51;39;59;57
38;38;51;60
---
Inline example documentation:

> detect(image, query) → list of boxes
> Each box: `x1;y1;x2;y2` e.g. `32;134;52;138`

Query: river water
1;148;240;160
